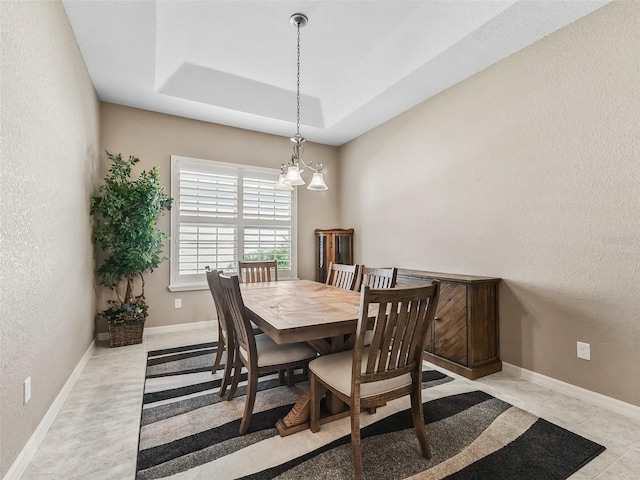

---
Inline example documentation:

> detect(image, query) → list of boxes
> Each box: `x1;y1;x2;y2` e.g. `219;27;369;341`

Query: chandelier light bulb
284;166;305;185
275;173;294;191
307;172;328;191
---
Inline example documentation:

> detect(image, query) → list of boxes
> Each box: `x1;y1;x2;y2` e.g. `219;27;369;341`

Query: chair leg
287;367;294;387
410;380;431;459
351;402;363;480
309;372;324;433
212;324;224;374
278;370;286;385
239;369;258;435
219;343;234;397
227;353;242;401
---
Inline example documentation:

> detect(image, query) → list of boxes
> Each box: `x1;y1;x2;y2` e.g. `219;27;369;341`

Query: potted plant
91;151;172;347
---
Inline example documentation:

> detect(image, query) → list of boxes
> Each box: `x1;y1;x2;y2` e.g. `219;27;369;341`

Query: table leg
275;389;351;436
275;335;350;437
276;390;313;436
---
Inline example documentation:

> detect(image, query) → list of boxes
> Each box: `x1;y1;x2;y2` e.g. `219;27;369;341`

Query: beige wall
99;104;340;331
339;0;640;406
0;1;101;476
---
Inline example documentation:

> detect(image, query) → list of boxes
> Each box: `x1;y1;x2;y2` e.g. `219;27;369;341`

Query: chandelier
276;13;328;192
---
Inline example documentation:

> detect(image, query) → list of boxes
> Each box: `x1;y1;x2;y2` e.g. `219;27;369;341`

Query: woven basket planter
107;316;146;347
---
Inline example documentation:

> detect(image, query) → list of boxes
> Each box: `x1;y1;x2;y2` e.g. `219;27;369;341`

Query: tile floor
19;325;640;479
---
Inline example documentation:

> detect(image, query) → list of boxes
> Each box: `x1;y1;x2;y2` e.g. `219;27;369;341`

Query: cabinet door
316;234;329;283
333;234;352;265
433;282;468;366
316;230;354;283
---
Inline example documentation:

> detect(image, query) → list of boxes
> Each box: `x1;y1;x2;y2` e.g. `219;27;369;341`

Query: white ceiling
62;0;611;146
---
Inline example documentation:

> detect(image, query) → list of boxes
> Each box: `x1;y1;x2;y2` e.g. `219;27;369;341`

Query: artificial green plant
91;151;173;323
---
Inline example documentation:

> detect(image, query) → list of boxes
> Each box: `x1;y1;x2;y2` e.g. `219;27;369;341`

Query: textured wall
0;1;101;476
99;104;340;330
339;0;640;406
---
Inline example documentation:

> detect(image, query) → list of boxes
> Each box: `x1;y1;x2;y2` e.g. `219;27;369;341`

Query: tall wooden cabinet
315;228;354;283
397;269;501;380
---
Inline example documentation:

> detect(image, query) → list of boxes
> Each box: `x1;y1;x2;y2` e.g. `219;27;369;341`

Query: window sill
168;277;301;292
168;284;209;292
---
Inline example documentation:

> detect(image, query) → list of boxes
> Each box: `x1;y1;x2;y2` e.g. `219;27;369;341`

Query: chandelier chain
296;22;301;137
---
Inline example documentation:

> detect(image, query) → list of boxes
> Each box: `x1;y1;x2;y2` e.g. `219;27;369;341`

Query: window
169;156;296;291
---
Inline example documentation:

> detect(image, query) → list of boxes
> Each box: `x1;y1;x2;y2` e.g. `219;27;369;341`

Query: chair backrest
326;262;361;290
353;283;440;392
356;266;398;291
218;273;257;365
238;260;278;283
205;269;233;343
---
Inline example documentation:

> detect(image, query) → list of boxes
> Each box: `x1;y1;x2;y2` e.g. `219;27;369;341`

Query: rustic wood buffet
397;269;502;380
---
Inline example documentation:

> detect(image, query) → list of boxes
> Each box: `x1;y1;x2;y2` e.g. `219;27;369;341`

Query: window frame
168;155;297;292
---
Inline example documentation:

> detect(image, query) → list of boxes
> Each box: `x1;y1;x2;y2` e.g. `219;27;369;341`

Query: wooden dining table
240;279;367;436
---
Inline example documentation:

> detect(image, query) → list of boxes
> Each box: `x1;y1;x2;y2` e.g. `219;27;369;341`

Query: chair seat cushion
239;334;317;367
309;348;412;398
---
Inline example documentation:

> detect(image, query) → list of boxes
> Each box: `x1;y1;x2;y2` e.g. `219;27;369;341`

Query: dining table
240;278;368;436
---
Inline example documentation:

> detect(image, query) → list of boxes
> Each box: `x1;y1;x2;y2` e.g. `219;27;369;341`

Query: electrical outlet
23;377;31;405
577;341;591;360
174;298;182;309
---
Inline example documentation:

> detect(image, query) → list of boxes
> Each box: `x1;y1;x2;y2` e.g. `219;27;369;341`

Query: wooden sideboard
396;269;501;380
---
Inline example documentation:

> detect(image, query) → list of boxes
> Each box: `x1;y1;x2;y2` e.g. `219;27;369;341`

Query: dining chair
355;266;398;291
218;272;318;435
238;260;278;283
209;269;290;398
325;262;361;290
354;267;398;348
238;259;295;381
206;268;236;398
309;282;441;479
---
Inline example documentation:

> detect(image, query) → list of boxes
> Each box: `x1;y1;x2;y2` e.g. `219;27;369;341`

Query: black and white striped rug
136;342;605;479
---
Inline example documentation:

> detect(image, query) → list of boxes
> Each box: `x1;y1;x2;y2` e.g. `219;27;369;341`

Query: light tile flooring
20;325;640;479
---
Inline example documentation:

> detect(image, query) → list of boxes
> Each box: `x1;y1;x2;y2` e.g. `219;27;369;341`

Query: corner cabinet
315;228;354;283
397;269;501;380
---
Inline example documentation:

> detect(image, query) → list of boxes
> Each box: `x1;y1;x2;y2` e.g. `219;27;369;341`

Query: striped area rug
136;342;605;479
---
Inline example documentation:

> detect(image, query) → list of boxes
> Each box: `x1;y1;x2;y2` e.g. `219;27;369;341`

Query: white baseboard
143;320;216;336
502;362;640;421
4;340;96;480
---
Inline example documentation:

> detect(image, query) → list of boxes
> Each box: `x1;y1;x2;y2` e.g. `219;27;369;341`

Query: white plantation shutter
170;156;296;291
243;226;292;270
178;224;236;274
243;177;291;222
179;170;238;218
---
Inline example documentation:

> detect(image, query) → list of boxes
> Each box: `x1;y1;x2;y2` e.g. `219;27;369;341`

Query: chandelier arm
294;143;324;173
